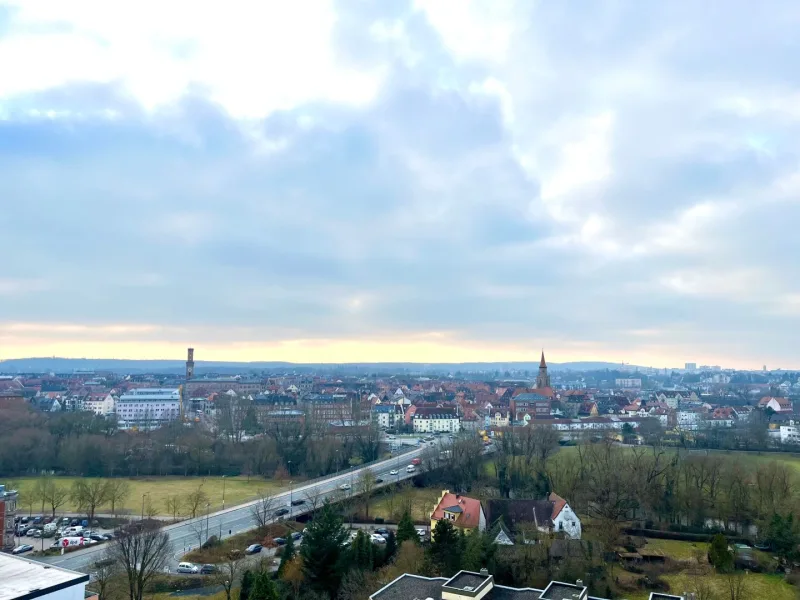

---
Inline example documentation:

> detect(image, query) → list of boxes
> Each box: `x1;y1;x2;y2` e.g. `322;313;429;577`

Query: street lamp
205;502;211;545
221;475;226;510
141;493;149;521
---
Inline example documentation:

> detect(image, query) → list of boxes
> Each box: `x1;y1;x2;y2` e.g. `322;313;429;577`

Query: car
94;558;115;568
61;517;70;525
89;534;104;542
374;528;390;535
101;533;114;540
26;528;38;536
290;532;302;541
32;516;43;525
272;537;286;546
245;544;263;555
200;564;216;575
375;478;384;483
32;530;42;538
12;544;34;555
416;528;426;540
389;469;399;476
70;519;79;527
290;499;305;506
273;508;290;517
370;533;386;544
176;562;199;574
339;483;351;491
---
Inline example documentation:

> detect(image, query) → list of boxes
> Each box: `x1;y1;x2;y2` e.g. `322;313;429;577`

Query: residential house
577;401;599;417
83;392;116;416
758;396;793;413
486;492;581;541
413;407;460;433
490;409;511;428
430;490;486;538
372;403;404;429
511;393;552;421
655;390;699;409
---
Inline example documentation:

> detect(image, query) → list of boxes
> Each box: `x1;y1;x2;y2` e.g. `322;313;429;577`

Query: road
33;437;453;573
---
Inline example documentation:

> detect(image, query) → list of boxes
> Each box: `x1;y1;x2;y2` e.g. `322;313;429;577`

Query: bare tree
71;479;111;525
188;516;207;549
164;495;183;520
106;480;131;517
251;493;276;528
303;486;325;517
357;469;377;519
92;551;121;600
214;553;243;600
110;522;171;600
726;570;748;600
185;484;209;518
41;480;70;518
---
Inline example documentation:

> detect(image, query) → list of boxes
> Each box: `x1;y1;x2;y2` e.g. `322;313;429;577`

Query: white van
406;465;416;473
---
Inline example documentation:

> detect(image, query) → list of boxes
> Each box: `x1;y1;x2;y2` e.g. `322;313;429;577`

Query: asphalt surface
33;438;453;573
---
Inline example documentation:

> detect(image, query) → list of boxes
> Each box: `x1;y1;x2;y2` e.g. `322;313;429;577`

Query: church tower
536;351;551;388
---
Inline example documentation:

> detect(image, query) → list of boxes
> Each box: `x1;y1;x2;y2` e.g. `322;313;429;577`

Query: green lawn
625;572;796;600
643;538;707;561
15;476;284;516
370;487;442;523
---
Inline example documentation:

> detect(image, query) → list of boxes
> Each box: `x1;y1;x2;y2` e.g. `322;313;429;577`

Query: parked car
26;528;38;536
273;508;290;517
94;558;115;568
12;544;34;554
20;517;29;524
32;516;43;525
290;499;305;506
290;532;302;541
70;519;79;527
374;528;390;536
32;529;42;538
88;534;104;542
200;564;216;575
245;544;263;555
416;528;426;540
370;533;386;544
339;483;351;491
101;533;114;540
61;517;70;525
272;537;287;546
177;562;199;574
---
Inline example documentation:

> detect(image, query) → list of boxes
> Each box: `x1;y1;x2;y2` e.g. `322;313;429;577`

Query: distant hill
0;356;635;375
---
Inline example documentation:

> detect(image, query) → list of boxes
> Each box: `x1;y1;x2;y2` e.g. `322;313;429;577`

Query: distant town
1;348;797;448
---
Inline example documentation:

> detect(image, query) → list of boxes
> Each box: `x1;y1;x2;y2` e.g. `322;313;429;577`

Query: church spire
536;350;550;389
540;350;547;369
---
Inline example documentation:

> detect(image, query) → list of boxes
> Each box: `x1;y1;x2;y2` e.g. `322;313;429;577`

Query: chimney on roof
480;568;488;576
576;579;583;587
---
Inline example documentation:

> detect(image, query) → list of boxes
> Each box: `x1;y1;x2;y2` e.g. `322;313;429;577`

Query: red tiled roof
432;492;483;529
549;492;567;520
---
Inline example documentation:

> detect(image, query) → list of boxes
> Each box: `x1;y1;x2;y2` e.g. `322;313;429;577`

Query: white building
677;410;702;431
780;425;800;445
372;403;404;429
83;392;116;416
615;378;642;389
0;552;89;600
412;408;460;433
116;388;181;430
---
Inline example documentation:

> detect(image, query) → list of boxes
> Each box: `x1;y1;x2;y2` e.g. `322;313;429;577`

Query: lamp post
141;493;149;521
221;475;226;510
205;502;211;545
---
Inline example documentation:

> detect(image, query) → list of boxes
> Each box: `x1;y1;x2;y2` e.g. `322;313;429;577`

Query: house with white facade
412;407;460;433
486;492;582;541
372;403;404;429
83;392;116;416
758;396;793;413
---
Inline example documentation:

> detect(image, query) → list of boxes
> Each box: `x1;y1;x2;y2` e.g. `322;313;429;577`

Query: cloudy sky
1;1;799;369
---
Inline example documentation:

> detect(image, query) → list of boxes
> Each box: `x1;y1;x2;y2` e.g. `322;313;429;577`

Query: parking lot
11;516;118;556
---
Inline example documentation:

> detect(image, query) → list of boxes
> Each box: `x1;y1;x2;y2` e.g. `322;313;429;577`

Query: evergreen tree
279;532;296;576
300;501;350;597
708;533;733;572
428;519;464;576
396;511;418;545
250;570;279;600
351;530;374;570
239;570;255;600
384;530;397;562
461;531;497;573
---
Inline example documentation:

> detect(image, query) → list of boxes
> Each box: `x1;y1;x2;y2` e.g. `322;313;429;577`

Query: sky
1;1;800;369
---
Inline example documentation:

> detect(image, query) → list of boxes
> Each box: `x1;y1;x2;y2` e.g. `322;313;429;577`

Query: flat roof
0;553;89;600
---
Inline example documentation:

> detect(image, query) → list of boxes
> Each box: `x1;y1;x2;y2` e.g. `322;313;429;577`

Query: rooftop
0;553;89;600
540;581;586;600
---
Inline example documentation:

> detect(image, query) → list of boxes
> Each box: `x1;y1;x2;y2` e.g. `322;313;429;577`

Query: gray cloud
1;0;800;366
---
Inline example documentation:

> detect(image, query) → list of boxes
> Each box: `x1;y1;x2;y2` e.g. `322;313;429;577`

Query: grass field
643;537;707;561
625;572;796;600
370;487;441;523
14;476;284;516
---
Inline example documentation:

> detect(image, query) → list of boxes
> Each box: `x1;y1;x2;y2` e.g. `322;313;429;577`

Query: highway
34;438;449;573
